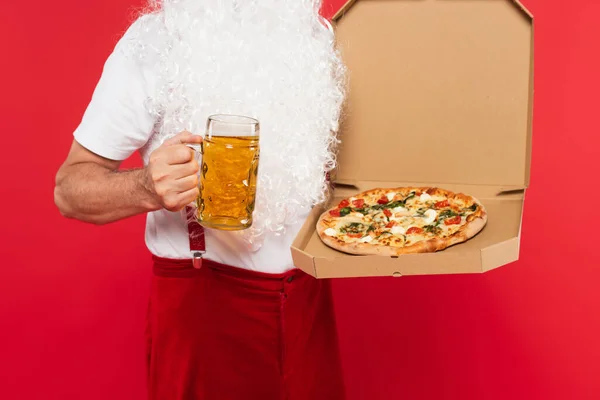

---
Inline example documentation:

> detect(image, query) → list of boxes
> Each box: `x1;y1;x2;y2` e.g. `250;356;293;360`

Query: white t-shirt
73;23;306;274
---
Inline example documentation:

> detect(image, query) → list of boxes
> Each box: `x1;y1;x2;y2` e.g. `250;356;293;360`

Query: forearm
54;163;160;225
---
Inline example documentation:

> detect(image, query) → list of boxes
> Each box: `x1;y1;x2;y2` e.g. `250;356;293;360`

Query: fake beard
131;0;346;250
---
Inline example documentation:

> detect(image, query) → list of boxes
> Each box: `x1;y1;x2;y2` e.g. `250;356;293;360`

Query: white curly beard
130;0;346;250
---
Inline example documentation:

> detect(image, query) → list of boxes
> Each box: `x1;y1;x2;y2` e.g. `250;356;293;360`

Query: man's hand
143;131;203;212
54;131;202;225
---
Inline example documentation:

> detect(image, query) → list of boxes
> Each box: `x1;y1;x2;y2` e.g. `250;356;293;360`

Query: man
54;0;347;399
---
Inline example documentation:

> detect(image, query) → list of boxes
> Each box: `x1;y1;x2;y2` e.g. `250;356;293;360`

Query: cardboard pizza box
291;0;534;278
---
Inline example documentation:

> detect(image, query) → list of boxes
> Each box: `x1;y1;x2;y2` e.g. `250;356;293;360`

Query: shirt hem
74;128;134;161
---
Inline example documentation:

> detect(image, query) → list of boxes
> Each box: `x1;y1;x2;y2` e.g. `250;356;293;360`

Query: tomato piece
385;221;396;229
347;233;363;238
329;209;341;217
435;200;450;209
444;216;462;225
406;227;424;235
338;199;350;208
377;196;389;205
383;209;392;217
352;198;365;208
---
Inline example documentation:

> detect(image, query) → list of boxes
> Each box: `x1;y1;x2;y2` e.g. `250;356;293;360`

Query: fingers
155;174;198;211
148;131;203;212
153;172;198;197
178;187;201;206
173;174;199;192
163;131;203;147
162;144;195;165
170;158;200;180
162;187;200;212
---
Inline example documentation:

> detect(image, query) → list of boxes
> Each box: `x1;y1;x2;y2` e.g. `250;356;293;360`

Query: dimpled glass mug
191;114;260;231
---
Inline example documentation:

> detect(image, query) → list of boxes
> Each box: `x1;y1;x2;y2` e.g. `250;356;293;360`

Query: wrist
138;168;162;212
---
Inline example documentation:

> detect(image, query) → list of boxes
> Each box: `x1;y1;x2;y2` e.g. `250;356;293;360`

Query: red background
2;0;599;399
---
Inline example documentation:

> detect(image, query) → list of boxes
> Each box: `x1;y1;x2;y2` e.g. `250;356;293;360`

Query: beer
198;135;260;230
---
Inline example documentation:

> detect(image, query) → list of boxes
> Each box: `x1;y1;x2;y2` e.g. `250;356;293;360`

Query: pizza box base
291;183;525;279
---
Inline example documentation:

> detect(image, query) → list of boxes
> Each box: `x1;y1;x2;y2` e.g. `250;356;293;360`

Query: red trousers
147;256;346;400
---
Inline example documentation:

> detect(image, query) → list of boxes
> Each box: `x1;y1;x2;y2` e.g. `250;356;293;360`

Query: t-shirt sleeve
73;20;156;161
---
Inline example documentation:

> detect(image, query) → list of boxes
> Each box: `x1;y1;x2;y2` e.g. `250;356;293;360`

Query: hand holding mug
143;131;202;212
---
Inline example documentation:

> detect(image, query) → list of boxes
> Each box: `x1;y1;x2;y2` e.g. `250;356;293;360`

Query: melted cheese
373;213;387;224
419;193;432;202
360;236;373;243
326;193;473;249
438;217;466;236
423;209;437;224
338;215;366;224
391;225;406;235
324;228;337;237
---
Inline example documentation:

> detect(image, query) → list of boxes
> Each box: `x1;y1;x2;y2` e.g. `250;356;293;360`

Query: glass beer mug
195;114;260;231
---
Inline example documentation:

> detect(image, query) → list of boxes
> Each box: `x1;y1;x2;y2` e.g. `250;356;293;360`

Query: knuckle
178;147;192;161
151;170;164;183
184;189;199;204
163;197;179;211
163;131;187;146
155;186;167;198
150;147;164;159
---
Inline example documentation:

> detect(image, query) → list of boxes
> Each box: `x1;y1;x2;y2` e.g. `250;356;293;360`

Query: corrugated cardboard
291;0;534;278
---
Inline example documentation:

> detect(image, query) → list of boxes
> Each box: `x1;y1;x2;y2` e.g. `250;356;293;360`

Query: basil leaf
339;207;352;217
404;192;416;203
341;222;366;234
367;192;416;212
424;225;440;234
439;209;458;219
385;200;405;209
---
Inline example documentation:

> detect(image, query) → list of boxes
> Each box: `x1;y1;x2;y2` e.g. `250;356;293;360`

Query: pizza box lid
290;0;534;278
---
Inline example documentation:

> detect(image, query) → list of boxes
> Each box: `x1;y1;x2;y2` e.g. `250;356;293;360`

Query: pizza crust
316;187;488;256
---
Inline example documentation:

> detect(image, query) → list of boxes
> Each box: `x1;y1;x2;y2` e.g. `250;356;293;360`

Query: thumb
162;131;203;147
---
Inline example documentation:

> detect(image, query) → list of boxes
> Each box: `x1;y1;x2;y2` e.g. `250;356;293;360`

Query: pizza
316;187;487;256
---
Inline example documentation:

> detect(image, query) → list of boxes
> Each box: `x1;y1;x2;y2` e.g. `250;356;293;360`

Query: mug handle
186;143;203;154
185;142;203;209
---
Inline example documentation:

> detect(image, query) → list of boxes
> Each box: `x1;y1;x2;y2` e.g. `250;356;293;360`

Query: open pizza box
291;0;534;279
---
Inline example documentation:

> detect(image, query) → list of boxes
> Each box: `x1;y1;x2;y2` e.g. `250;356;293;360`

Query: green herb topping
466;204;478;212
435;209;459;226
375;231;393;240
367;192;416;212
340;222;366;234
424;225;441;234
339;207;352;217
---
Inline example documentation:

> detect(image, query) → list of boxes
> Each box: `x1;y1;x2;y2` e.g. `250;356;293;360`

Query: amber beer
197;115;260;230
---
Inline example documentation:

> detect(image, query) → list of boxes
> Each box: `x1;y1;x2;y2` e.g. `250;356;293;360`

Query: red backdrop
2;0;599;399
